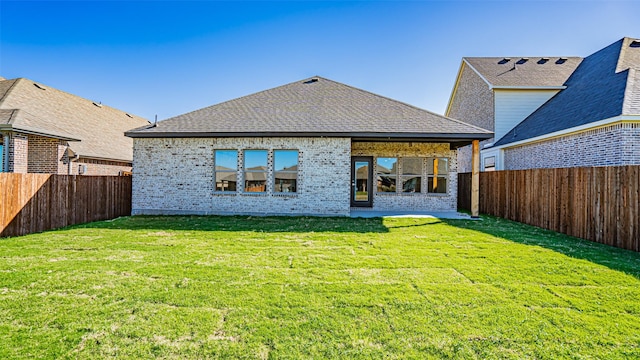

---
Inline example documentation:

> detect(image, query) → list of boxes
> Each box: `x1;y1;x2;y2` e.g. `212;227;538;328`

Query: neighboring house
0;77;150;175
447;37;640;171
126;76;492;216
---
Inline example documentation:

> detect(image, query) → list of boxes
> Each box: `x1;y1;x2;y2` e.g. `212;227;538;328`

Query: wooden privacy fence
1;174;132;237
458;166;639;252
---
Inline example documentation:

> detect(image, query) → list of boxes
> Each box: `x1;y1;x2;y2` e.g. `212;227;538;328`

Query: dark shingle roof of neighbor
0;77;150;162
494;37;640;147
126;76;492;143
464;56;583;88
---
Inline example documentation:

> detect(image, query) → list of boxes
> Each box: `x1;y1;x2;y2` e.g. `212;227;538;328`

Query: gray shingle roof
0;77;150;162
495;37;640;147
464;56;582;88
126;76;492;142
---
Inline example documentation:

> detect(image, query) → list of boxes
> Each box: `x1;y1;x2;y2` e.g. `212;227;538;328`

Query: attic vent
125;113;133;118
303;77;319;84
498;58;511;64
92;101;102;108
33;83;46;90
631;40;640;48
556;57;568;64
537;57;549;64
516;58;529;65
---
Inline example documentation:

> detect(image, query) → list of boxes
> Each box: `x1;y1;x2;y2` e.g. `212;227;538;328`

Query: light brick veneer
504;123;640;169
351;142;458;211
447;65;495;173
132;137;352;216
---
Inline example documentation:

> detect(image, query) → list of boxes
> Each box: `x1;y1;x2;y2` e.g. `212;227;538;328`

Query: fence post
471;140;480;218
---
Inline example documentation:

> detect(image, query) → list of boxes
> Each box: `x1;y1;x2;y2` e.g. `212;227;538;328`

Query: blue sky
1;1;638;121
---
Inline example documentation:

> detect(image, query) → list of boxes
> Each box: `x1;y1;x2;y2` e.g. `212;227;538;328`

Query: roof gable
495;37;638;147
126;76;492;142
0;77;150;161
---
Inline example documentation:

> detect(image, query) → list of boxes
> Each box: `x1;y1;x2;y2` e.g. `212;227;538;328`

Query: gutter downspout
68;153;79;175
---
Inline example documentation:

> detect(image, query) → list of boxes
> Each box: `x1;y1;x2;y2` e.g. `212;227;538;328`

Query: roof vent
498;58;511;64
303;77;319;84
516;58;529;65
92;101;102;108
556;57;568;64
33;83;46;90
537;58;549;64
125;113;133;118
630;40;640;48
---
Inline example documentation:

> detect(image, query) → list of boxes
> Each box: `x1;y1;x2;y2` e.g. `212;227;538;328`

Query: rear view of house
0;77;150;175
126;76;491;216
447;37;640;171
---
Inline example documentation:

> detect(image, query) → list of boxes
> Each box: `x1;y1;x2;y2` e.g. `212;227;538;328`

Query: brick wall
70;158;132;176
447;64;495;131
503;123;640;169
351;142;458;211
132;137;352;216
447;64;495;173
10;134;28;173
26;135;68;174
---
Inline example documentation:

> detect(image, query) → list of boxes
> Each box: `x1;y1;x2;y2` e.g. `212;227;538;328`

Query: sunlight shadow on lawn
77;215;391;234
442;216;640;280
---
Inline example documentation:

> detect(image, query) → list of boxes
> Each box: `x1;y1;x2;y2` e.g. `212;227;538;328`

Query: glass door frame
351;156;373;207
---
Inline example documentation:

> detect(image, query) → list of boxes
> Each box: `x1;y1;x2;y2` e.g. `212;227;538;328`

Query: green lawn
0;215;639;359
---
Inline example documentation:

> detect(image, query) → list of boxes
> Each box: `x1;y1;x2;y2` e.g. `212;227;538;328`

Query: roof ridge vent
630;40;640;47
92;101;103;108
303;77;319;84
516;58;529;65
537;57;550;64
498;58;511;64
125;113;133;118
33;83;46;90
556;57;568;64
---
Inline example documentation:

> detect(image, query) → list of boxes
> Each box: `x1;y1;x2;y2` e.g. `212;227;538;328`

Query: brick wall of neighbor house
132;137;352;216
447;64;495;131
448;65;495;173
503;123;640;169
26;134;68;174
69;158;132;176
10;133;28;173
351;142;458;211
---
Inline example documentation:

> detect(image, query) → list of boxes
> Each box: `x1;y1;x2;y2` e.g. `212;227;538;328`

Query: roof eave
0;124;81;142
125;131;493;141
491;86;567;90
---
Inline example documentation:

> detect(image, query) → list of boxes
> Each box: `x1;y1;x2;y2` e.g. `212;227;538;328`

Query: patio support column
471;139;480;218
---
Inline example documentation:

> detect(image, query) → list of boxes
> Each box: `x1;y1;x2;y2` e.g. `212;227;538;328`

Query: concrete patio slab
350;210;476;220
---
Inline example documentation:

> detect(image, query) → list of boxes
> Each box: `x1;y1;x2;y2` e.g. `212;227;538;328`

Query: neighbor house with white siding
446;37;640;171
126;76;491;217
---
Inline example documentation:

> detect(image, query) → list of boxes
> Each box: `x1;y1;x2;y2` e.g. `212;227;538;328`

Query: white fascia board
489;115;640;150
491;86;567;90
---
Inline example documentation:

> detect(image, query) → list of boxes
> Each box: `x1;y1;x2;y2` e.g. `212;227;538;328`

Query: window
244;150;268;192
484;156;496;172
215;150;238;192
376;157;397;192
427;158;448;193
274;150;298;193
0;143;3;172
401;158;422;193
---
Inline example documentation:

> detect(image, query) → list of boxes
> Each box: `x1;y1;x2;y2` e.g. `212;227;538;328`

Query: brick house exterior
447;37;640;171
126;77;490;216
0;77;150;175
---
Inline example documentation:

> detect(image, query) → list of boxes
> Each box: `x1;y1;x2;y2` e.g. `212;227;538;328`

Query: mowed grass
0;216;639;359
